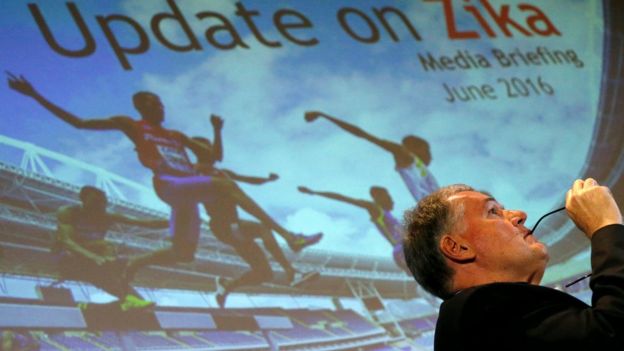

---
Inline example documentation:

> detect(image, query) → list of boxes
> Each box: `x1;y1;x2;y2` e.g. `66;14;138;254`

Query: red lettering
425;0;479;40
519;4;561;36
463;5;495;37
479;0;532;37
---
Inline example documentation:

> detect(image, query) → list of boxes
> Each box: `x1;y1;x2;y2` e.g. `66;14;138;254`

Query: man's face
139;94;165;124
82;191;108;215
449;191;549;284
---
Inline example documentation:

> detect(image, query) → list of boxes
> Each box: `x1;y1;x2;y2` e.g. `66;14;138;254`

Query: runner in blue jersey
304;111;438;202
298;185;409;273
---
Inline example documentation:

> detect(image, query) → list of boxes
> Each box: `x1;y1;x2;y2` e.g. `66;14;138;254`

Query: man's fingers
570;178;600;194
572;179;584;193
565;189;572;207
565;178;622;237
583;178;598;189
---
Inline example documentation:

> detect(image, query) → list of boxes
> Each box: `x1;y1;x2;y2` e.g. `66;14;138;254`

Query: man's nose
505;210;527;226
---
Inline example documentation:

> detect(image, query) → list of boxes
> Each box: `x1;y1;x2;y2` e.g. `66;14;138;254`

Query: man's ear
440;234;475;262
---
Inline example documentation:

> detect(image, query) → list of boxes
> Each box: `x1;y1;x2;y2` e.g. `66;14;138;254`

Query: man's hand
566;178;623;238
7;72;37;97
211;114;224;130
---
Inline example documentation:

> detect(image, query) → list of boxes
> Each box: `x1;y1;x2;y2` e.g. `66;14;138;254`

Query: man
297;185;408;273
304;111;438;202
7;74;322;282
402;179;624;350
56;186;168;311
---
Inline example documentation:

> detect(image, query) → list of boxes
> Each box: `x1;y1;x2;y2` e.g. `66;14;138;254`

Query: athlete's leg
206;205;297;299
238;220;320;287
60;254;136;301
125;200;199;280
126;175;214;279
204;194;238;245
225;183;322;252
238;220;294;275
211;221;272;308
221;240;272;290
204;189;312;273
124;249;181;281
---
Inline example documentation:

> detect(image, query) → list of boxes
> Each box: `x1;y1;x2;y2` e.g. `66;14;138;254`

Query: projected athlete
304;111;438;202
208;171;320;308
7;74;322;280
298;185;409;274
56;186;168;311
191;137;319;307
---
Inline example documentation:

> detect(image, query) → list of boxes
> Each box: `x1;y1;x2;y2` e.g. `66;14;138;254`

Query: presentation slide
0;1;622;349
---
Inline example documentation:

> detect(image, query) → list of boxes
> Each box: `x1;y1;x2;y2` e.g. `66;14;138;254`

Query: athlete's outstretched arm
109;213;169;229
7;72;133;132
211;114;224;162
304;111;404;155
219;169;279;185
298;186;373;210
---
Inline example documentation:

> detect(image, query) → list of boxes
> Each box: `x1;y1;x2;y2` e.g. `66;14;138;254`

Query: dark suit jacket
434;224;624;351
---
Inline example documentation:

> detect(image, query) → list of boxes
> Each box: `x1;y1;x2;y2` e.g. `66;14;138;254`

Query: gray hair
403;184;474;299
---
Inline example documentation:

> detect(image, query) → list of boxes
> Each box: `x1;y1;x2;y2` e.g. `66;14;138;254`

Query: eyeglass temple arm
528;206;594;288
529;207;567;234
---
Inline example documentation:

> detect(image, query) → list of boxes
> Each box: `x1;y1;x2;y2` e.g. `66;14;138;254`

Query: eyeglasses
529;206;591;288
529;206;566;234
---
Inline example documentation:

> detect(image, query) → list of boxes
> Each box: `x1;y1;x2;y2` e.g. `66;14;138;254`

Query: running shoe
289;232;323;253
120;295;155;312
